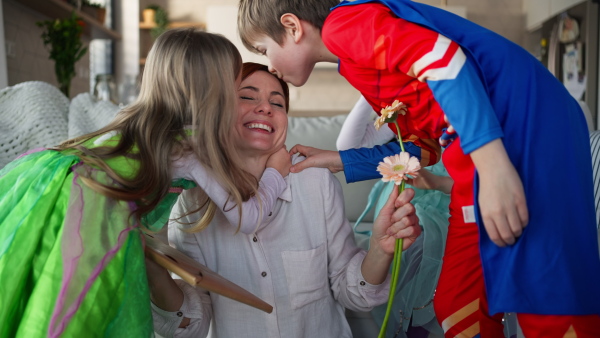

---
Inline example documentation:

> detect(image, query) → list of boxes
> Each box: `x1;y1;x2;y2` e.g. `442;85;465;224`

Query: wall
418;0;526;46
2;0;91;99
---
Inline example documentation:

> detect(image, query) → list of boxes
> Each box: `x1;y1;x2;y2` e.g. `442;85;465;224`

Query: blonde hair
57;28;257;232
238;0;339;53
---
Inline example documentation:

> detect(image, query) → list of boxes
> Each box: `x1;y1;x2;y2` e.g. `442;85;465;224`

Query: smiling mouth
245;122;273;133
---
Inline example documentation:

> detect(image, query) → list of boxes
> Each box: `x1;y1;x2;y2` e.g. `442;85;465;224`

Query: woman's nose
255;101;272;115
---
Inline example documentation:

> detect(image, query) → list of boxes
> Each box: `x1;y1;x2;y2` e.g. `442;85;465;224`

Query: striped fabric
591;130;600;229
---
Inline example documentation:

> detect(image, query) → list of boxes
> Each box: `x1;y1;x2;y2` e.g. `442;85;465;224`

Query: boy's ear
280;13;303;42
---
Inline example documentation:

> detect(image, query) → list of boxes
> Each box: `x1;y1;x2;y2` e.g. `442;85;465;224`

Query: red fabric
435;141;600;337
517;314;600;338
434;140;504;337
322;3;455;165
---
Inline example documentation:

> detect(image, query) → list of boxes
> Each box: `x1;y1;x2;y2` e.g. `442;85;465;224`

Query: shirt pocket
281;244;329;309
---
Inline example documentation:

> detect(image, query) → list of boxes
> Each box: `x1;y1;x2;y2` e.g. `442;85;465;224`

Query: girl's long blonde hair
57;28;257;231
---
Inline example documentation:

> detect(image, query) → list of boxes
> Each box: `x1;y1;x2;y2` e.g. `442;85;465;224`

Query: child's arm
406;167;453;194
172;152;288;234
289;140;423;182
337;95;396;150
470;139;528;247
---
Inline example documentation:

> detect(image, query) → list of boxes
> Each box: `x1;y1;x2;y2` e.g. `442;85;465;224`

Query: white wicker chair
0;81;120;169
0;81;69;168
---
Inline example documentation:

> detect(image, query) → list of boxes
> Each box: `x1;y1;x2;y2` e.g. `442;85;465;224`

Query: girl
0;29;287;337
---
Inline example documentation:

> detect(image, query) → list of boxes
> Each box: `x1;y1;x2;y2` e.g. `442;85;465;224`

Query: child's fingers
290;158;312;173
507;209;524;239
289;144;308;156
517;200;529;227
484;219;506;247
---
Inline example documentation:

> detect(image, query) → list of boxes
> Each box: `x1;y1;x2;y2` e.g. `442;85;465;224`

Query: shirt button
253;236;258;242
360;281;366;286
176;311;183;317
268;212;272;216
261;271;267;277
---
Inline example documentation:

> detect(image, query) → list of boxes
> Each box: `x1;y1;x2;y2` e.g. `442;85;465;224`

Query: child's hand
370;187;421;254
288;144;344;173
406;168;454;194
471;139;529;247
266;146;292;177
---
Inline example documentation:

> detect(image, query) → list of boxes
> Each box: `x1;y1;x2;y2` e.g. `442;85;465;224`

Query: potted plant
81;1;106;25
37;12;88;97
145;4;169;39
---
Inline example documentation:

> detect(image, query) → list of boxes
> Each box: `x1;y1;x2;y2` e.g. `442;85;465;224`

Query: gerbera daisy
374;100;407;130
376;152;421;185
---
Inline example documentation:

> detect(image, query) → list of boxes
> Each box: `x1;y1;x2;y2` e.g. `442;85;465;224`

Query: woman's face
234;70;288;156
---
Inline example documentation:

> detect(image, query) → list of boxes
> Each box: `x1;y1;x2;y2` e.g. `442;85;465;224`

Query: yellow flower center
393;164;405;171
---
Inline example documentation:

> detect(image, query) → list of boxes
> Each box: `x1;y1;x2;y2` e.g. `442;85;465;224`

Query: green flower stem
394;121;405;153
378;121;407;338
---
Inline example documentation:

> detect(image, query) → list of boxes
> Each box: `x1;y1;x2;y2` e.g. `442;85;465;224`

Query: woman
148;63;422;337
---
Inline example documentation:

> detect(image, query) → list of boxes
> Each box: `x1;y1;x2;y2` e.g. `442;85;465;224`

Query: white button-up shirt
152;157;391;338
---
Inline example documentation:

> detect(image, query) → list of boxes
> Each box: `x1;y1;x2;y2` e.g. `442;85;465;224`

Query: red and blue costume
325;0;600;336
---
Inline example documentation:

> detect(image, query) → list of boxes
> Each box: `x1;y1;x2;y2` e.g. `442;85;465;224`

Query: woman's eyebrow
270;91;285;99
239;85;259;92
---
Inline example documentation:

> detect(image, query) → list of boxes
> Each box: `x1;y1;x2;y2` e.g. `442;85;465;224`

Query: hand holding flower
370;187;420;254
361;187;420;286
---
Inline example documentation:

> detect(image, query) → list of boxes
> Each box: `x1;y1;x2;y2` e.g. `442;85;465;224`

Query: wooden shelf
139;21;205;30
17;0;121;40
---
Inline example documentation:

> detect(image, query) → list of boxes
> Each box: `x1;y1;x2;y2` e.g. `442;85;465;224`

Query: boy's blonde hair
58;28;256;232
238;0;340;52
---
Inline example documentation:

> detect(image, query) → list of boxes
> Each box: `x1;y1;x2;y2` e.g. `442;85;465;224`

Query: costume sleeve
336;95;396;150
321;169;391;311
339;141;423;183
325;4;503;154
171;154;286;234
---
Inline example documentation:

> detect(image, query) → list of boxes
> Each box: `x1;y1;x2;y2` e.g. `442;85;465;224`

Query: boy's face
252;34;315;87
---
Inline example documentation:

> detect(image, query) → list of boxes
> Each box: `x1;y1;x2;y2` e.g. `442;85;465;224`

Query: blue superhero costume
330;0;600;315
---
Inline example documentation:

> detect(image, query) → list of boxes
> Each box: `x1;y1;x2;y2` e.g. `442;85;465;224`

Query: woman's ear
280;13;303;43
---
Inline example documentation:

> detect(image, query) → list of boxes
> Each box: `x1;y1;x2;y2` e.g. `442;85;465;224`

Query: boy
238;0;600;337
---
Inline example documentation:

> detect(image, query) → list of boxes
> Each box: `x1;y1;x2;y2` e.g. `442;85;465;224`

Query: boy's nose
268;65;278;76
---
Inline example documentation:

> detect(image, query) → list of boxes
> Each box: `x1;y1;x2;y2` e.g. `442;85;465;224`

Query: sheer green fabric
0;136;190;337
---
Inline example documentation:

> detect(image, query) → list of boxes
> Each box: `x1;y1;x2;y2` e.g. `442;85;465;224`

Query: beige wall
3;0;91;99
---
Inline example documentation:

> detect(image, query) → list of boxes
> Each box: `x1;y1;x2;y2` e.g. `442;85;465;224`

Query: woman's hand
470;139;529;247
371;187;421;254
361;187;421;285
266;146;292;177
288;144;344;173
406;168;454;194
